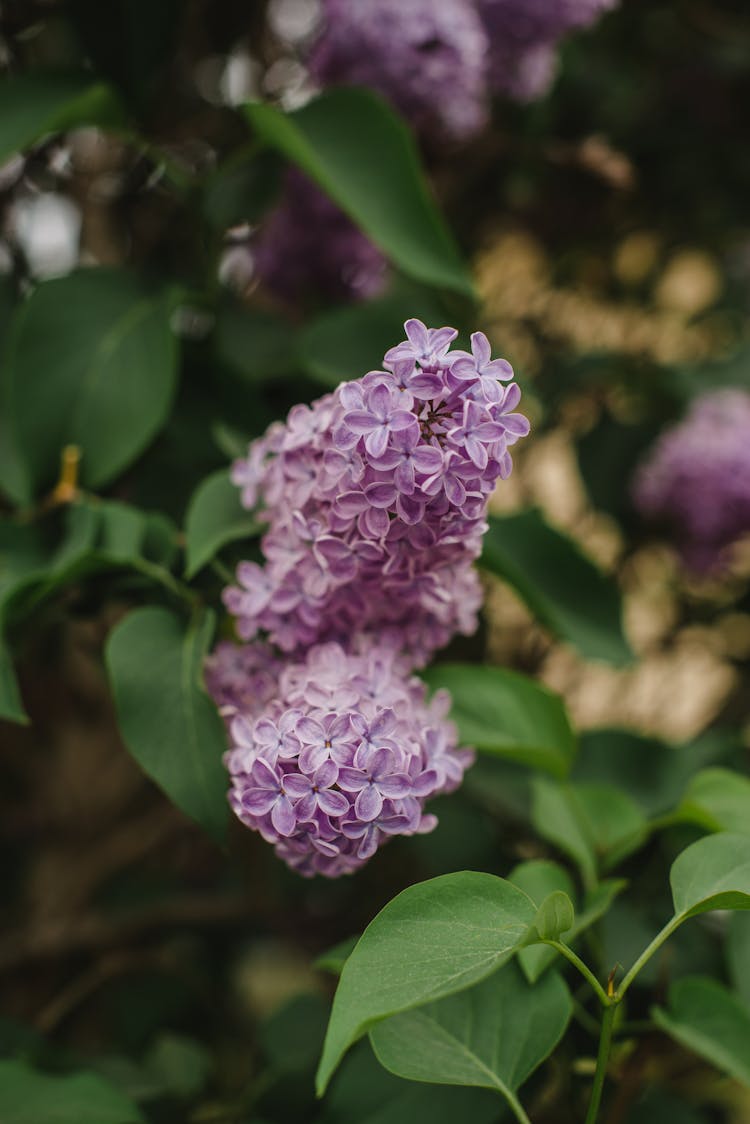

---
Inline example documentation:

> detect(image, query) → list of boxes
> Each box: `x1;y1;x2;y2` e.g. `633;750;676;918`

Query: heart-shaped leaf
370;962;571;1105
315;871;537;1094
422;664;576;779
670;832;750;919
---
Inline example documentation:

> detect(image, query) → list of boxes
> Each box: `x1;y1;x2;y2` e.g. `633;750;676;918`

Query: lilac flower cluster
252;167;387;305
305;0;618;142
209;321;527;875
224;320;529;665
218;638;472;877
308;0;490;144
633;389;750;574
476;0;618;100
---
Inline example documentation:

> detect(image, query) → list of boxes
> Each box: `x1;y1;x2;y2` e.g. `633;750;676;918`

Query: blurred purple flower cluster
209;320;528;875
633;389;750;573
476;0;618;100
308;0;490;143
307;0;618;137
252;167;387;305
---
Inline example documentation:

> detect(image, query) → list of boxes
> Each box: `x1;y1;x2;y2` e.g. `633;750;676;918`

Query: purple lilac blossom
252;167;387;304
632;389;750;573
475;0;618;100
307;0;490;143
216;637;473;877
204;640;280;718
223;319;530;666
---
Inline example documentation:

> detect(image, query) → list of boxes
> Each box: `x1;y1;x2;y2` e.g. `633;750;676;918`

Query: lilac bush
212;637;472;877
307;0;490;143
223;319;529;666
632;388;750;573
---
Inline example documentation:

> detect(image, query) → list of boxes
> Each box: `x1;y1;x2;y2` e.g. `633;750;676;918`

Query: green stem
504;1089;533;1124
584;1003;616;1124
544;941;611;1007
615;916;682;1001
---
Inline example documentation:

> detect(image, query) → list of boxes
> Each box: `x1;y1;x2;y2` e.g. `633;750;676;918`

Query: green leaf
0;73;125;165
315;871;537;1095
670;832;750;918
184;469;260;578
727;913;750;1009
509;860;624;982
298;285;449;389
370;962;571;1103
674;768;750;835
422;663;576;779
5;269;179;501
0;1059;144;1123
106;606;228;844
531;779;648;886
481;510;632;666
245;89;473;298
652;977;750;1087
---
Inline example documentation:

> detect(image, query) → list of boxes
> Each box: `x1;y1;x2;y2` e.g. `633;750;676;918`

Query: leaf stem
615;915;682;1001
584;1002;616;1124
504;1089;533;1124
544;941;611;1007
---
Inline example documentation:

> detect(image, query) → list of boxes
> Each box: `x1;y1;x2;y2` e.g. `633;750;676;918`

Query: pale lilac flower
342;383;418;458
384;318;458;370
448;400;508;470
450;331;514;402
338;745;413;821
341;806;416;861
284;760;351;818
241;759;297;836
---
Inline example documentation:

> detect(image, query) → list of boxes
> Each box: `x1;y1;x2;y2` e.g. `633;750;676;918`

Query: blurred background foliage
2;1;750;1121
